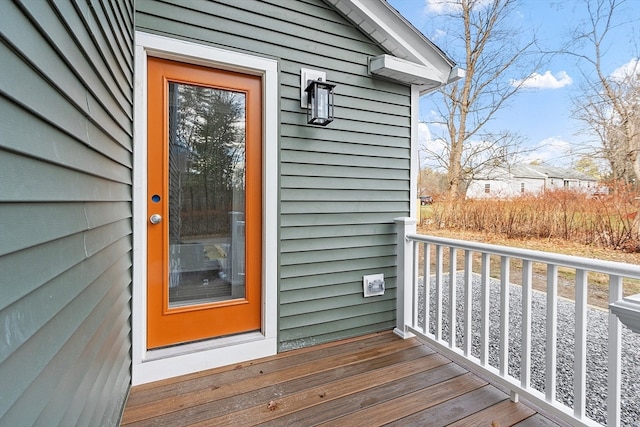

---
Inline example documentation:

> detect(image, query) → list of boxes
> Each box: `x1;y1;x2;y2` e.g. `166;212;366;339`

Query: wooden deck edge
413;336;571;427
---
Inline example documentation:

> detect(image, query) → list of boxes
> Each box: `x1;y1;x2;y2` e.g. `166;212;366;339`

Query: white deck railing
394;218;640;427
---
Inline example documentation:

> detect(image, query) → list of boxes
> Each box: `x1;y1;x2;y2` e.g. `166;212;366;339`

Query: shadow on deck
122;331;562;426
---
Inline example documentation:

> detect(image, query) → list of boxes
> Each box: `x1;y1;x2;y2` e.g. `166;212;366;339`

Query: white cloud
417;122;448;168
610;58;639;82
424;0;492;14
418;122;432;146
424;0;458;14
522;137;572;165
419;116;449;151
511;71;573;90
431;28;447;41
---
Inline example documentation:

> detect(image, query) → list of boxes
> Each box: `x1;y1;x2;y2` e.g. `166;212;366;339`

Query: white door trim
132;32;278;385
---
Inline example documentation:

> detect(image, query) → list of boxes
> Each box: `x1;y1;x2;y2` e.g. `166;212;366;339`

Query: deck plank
384;385;508;427
122;335;419;424
122;331;561;427
315;373;488;426
514;413;563;426
448;399;537;427
126;331;400;406
125;345;437;426
199;354;452;426
259;362;467;427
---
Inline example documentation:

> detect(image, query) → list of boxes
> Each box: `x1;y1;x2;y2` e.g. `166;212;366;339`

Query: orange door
147;57;262;349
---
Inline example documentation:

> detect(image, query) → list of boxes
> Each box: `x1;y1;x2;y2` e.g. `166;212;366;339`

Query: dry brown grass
426;185;640;253
419;227;640;308
418;190;640;309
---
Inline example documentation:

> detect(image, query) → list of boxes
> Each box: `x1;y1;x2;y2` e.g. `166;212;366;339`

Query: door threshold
145;331;264;362
133;331;276;385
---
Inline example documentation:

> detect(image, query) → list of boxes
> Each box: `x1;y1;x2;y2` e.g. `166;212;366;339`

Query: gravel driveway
418;273;640;426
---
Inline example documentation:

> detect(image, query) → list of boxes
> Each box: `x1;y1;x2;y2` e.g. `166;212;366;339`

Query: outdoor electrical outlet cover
363;274;385;297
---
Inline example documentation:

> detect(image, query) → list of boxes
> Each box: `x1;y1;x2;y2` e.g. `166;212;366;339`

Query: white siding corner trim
132;32;278;385
410;85;420;219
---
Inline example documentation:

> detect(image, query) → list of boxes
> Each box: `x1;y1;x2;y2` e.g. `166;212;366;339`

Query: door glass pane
168;82;246;308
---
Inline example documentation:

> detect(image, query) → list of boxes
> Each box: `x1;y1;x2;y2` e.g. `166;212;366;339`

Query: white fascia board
415;66;465;95
370;54;442;87
327;0;455;76
369;55;465;91
448;66;466;83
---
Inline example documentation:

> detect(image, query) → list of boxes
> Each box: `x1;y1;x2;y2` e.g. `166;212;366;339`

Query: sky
387;0;640;170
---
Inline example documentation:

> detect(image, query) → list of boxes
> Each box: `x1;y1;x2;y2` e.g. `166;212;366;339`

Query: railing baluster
521;260;532;390
546;264;558;403
608;275;622;427
481;253;490;366
449;247;457;348
500;256;510;377
412;241;419;330
574;269;588;420
435;245;443;341
424;243;430;336
464;250;473;357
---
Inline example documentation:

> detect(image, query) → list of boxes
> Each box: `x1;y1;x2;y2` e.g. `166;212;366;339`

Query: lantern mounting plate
300;68;326;107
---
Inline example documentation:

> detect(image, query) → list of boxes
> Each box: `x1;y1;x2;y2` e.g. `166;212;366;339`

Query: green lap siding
136;0;411;351
0;0;133;425
1;0;433;421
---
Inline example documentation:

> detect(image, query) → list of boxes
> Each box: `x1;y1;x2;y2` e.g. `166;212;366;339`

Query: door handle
149;214;162;224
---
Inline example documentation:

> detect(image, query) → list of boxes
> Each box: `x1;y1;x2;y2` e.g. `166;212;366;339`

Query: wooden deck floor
122;331;560;426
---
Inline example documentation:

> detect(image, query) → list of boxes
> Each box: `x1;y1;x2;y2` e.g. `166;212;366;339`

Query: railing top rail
406;233;640;279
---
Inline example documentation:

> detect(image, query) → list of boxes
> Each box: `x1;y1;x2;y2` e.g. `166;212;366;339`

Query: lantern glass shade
305;79;336;126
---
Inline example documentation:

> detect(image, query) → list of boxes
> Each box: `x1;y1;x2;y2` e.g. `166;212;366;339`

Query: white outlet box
363;274;385;297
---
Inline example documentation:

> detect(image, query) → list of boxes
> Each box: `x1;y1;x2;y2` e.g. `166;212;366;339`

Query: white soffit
327;0;460;90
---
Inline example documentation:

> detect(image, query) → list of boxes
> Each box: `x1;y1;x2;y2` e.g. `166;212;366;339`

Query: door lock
149;214;162;224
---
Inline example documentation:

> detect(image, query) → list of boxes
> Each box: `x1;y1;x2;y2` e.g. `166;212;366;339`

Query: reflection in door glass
168;82;246;307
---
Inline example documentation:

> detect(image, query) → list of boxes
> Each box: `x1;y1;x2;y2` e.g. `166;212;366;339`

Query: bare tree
576;76;639;182
422;0;541;199
423;128;526;194
568;0;640;185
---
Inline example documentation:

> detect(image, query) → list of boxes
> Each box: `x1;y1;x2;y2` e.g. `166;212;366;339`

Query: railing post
394;217;416;339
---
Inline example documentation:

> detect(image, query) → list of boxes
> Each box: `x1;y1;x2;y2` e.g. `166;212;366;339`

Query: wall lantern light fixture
304;78;336;126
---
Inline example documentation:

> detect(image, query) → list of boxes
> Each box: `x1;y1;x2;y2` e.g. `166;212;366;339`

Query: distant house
0;1;461;424
466;164;599;198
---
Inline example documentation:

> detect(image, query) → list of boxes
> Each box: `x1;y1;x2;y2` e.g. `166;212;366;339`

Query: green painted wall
136;0;412;351
0;1;133;425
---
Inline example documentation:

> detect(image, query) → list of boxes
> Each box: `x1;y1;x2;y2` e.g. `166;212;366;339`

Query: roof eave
326;0;462;89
